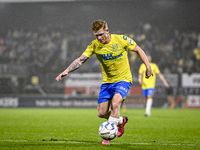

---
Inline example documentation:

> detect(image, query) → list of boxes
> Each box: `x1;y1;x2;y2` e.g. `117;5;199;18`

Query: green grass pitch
0;108;199;150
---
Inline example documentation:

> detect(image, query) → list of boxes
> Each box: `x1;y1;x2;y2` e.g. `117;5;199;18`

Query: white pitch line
113;142;199;147
0;140;199;147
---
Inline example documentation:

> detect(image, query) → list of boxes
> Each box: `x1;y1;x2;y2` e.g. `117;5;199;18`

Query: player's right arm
55;55;88;81
132;45;153;78
138;73;142;85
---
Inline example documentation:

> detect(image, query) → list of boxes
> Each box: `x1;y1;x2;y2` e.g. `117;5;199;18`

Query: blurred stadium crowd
0;22;200;76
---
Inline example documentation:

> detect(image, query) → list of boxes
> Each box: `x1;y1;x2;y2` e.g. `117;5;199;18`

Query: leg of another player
145;95;153;116
167;95;175;109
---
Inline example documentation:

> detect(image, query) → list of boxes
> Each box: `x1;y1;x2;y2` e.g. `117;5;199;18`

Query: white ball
99;121;118;140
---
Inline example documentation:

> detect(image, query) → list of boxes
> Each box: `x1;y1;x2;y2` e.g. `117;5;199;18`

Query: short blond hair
91;19;108;32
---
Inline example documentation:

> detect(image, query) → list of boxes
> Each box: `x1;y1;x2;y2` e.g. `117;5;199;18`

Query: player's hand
138;78;142;85
145;68;153;79
55;72;68;81
165;83;170;88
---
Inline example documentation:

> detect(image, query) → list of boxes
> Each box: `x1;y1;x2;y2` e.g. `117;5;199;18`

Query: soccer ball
99;121;118;140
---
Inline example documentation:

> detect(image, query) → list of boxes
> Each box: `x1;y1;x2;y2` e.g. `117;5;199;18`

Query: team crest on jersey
128;38;134;45
123;36;127;40
112;44;118;50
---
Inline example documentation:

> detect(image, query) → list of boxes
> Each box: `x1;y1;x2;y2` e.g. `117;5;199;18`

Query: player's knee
97;111;106;118
97;113;103;118
147;95;152;99
112;102;120;110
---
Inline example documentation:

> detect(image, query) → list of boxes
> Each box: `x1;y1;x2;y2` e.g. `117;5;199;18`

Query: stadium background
0;0;200;108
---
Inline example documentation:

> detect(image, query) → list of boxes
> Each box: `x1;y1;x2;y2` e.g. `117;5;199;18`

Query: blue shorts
142;88;154;97
98;81;132;104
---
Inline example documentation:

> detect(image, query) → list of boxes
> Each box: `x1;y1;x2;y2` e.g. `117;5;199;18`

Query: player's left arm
158;72;170;88
131;45;153;78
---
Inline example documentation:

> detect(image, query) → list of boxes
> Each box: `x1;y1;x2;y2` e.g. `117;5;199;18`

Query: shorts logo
120;86;127;92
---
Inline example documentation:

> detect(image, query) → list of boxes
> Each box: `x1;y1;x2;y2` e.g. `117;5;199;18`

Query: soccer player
138;54;169;116
55;20;153;145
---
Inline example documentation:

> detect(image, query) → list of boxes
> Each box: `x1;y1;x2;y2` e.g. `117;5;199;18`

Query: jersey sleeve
154;64;160;74
122;35;137;51
82;41;95;58
138;64;144;74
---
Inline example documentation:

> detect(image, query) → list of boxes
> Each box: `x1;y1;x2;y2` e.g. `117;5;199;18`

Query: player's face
93;28;109;44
